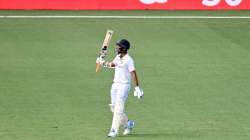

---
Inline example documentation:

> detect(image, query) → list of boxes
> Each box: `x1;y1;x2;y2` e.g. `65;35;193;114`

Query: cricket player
96;39;144;137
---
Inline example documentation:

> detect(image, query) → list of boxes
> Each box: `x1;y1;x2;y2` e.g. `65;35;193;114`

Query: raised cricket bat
96;30;114;73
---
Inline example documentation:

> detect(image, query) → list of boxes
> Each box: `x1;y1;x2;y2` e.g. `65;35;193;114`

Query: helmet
116;39;130;50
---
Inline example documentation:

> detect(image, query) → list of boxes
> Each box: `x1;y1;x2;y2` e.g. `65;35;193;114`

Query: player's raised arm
95;30;114;73
96;56;115;68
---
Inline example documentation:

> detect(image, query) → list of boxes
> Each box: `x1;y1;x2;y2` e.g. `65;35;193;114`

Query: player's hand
96;57;105;65
99;52;106;59
134;86;144;99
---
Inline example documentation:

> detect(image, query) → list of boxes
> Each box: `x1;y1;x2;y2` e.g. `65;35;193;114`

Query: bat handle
102;46;107;50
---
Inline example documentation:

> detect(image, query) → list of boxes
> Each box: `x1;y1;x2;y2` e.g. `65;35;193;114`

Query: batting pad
111;101;125;132
109;104;115;113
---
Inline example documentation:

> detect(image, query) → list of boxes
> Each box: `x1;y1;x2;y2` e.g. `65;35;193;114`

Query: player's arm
102;61;115;68
131;70;143;99
129;63;143;99
96;57;115;68
130;70;139;87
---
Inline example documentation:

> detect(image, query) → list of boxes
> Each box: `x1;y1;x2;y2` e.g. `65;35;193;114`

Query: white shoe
123;128;131;135
107;129;118;138
123;120;135;135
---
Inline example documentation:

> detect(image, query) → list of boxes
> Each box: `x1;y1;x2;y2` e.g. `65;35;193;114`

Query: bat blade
96;30;114;73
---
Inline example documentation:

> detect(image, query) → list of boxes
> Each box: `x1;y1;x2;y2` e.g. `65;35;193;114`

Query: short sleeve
112;56;118;66
128;58;135;72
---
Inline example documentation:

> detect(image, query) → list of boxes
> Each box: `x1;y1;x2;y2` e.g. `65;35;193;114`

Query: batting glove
134;86;144;99
99;53;106;59
96;57;105;65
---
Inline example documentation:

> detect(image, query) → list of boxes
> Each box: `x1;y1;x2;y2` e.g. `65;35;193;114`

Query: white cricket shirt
112;54;135;84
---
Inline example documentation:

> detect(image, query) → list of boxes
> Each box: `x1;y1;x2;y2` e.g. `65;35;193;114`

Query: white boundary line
0;15;250;19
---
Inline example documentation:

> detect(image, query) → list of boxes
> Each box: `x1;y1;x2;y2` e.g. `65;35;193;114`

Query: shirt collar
119;53;128;59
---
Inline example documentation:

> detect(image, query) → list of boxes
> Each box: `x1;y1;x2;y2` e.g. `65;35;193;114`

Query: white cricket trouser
110;83;131;105
110;83;131;131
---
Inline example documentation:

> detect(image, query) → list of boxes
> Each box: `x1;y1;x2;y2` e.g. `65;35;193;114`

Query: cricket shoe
123;120;135;135
107;129;118;138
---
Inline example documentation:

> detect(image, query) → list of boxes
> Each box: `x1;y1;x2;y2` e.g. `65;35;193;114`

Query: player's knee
114;101;125;114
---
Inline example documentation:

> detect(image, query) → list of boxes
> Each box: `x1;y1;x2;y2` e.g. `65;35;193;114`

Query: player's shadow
121;131;201;138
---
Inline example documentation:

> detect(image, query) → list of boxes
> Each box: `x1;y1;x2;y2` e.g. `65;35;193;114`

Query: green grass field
0;10;250;140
